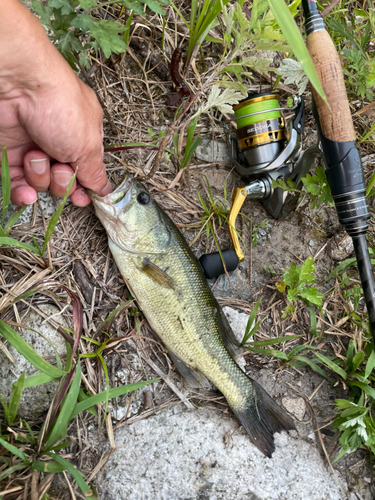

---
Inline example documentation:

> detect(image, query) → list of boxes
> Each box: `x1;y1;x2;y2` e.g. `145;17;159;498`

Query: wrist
0;0;74;97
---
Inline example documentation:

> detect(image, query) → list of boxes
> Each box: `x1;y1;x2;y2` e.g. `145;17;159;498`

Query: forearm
0;0;76;95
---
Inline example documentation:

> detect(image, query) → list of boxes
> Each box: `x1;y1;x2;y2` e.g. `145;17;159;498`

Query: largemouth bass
90;175;295;457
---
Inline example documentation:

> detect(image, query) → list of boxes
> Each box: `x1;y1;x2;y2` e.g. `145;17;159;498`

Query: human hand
0;0;112;207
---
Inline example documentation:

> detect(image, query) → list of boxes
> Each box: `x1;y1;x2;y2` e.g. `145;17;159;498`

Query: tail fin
231;381;295;458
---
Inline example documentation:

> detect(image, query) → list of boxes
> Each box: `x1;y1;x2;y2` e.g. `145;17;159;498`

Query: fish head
89;174;171;254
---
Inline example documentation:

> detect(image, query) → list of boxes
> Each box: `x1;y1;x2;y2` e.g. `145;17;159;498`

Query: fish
89;175;295;457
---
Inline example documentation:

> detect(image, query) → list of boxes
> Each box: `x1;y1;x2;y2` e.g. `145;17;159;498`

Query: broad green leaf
72;15;126;58
42;173;76;255
315;352;347;379
70;379;158;419
0;437;30;464
44;363;81;451
0;320;65;379
2;144;11;224
7;372;25;425
266;0;326;102
46;452;96;498
48;0;74;14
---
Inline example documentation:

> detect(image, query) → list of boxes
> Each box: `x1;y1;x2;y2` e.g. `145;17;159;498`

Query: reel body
199;92;320;279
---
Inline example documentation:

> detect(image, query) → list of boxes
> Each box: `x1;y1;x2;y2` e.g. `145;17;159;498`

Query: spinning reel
199;91;317;279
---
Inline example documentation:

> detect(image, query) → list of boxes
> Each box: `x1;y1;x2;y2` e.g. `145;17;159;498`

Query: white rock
222;306;252;344
99;406;346;500
0;304;68;419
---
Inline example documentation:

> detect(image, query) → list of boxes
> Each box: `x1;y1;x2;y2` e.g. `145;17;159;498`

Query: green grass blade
246;334;301;347
0;319;65;378
348;381;375;399
45;453;96;498
8;372;25;425
70;379;158;419
1;145;11;224
0;463;28;481
31;461;66;473
0;437;30;464
0;236;41;254
44;363;81;451
97;353;110;421
3;207;27;235
24;373;59;388
0;394;10;423
242;298;262;343
309;304;317;336
42;173;76;255
266;0;326;103
291;355;331;380
78;388;97;417
315;352;347;379
364;350;375;380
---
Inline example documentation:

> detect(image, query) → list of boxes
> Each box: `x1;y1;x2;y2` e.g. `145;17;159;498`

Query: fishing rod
198;1;375;341
301;0;375;340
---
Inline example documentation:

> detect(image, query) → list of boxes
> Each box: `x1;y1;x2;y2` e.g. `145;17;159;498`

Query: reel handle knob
199;249;239;279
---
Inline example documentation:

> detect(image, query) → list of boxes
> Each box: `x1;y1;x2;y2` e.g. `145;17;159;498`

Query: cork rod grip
306;30;355;142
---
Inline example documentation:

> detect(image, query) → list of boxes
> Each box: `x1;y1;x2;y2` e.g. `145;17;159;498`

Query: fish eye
137;192;150;205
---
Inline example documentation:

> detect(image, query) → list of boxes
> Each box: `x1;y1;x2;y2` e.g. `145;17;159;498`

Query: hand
0;0;112;207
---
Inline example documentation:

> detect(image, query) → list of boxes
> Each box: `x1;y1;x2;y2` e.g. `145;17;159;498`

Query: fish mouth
88;174;133;217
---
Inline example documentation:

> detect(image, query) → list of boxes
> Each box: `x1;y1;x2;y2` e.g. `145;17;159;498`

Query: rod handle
306;29;355;142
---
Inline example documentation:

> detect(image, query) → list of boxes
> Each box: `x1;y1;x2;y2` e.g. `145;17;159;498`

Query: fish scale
90;175;295;457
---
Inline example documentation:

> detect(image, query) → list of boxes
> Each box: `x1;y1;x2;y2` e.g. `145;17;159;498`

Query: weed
327;10;375;101
32;0;168;69
271;166;334;210
276;255;324;317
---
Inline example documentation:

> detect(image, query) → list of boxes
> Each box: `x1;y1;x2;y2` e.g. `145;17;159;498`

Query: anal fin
168;350;209;389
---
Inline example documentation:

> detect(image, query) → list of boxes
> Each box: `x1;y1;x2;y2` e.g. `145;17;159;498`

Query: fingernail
29;157;48;174
53;170;73;187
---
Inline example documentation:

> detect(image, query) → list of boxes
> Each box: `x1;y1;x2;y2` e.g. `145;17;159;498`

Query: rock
222;306;251;344
195;138;232;163
98;406;346;500
0;304;68;419
282;397;306;421
332;236;354;261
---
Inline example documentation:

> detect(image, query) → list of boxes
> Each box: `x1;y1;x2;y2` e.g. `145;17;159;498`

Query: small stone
309;240;314;247
195;137;232;163
282;396;306;421
332;235;354;261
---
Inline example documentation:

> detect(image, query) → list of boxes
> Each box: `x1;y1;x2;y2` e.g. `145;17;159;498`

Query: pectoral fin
168;350;209;389
138;258;175;289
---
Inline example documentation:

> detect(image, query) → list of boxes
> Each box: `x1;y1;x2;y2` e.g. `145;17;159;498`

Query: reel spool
233;92;287;175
